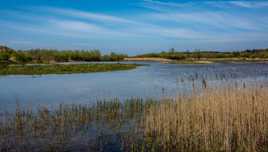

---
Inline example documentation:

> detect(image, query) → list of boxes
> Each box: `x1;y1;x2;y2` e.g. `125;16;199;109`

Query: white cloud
141;0;267;31
48;19;139;37
143;0;268;9
143;0;188;8
141;0;193;12
44;7;138;25
0;7;207;40
229;1;268;8
149;11;261;30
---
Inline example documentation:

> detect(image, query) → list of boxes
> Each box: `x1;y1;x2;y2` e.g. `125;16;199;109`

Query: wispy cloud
44;7;138;25
1;6;207;40
141;0;268;31
143;0;268;10
48;19;141;38
141;0;193;12
143;0;189;8
228;1;268;8
149;11;263;31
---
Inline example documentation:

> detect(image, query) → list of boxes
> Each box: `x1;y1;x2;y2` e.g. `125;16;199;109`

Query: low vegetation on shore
136;48;268;60
0;46;127;64
1;81;267;151
0;63;138;75
131;48;268;64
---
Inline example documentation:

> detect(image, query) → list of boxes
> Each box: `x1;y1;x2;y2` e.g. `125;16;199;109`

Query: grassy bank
0;63;138;75
1;82;268;151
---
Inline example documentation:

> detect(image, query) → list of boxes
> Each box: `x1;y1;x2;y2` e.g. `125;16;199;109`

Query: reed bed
0;98;158;152
0;82;268;151
141;85;268;152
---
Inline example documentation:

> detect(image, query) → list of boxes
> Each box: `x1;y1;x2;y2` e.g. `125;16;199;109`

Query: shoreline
124;57;268;64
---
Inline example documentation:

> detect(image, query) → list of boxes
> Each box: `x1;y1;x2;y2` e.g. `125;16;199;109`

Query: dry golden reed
142;85;268;152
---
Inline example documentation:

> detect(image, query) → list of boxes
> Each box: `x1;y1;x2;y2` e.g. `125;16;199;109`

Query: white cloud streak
44;7;138;25
141;0;268;31
229;1;268;8
149;11;262;30
142;0;268;10
1;7;207;40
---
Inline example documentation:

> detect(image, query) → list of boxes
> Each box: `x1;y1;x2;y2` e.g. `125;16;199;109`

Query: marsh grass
141;85;268;152
0;98;159;151
1;81;268;151
0;63;138;75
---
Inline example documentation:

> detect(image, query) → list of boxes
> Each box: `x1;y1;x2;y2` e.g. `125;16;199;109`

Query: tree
0;52;10;61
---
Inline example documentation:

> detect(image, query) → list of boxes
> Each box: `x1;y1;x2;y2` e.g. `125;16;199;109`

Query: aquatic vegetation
0;81;268;151
0;98;152;151
0;63;138;75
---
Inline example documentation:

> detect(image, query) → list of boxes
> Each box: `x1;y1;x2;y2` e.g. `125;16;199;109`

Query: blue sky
0;0;268;54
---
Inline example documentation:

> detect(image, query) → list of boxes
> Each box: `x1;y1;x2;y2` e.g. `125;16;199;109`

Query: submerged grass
1;82;268;151
0;63;138;75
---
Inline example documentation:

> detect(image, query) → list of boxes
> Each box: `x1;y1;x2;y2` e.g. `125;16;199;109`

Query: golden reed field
142;84;268;151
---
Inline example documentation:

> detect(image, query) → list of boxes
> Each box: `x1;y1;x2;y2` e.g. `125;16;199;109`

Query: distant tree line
2;45;268;64
0;46;127;64
135;48;268;60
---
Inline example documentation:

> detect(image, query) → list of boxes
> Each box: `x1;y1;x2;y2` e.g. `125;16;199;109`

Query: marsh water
1;62;268;111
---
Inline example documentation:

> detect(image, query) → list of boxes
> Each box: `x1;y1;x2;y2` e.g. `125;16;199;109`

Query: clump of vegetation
0;45;128;64
1;81;268;151
0;63;138;75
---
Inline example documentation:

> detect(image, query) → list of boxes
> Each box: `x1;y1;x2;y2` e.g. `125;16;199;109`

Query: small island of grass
0;63;138;75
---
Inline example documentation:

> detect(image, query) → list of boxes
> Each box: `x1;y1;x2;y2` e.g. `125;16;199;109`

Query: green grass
0;63;138;75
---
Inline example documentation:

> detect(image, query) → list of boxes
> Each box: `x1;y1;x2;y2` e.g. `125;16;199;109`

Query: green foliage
136;48;268;60
0;46;129;64
1;45;268;65
0;45;13;62
0;63;138;75
110;52;128;61
11;52;32;63
0;52;10;61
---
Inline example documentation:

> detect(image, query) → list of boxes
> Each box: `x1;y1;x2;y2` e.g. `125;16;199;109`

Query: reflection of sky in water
1;62;268;111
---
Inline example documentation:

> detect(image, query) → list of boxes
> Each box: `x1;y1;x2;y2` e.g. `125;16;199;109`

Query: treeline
2;45;268;64
135;48;268;60
0;46;127;64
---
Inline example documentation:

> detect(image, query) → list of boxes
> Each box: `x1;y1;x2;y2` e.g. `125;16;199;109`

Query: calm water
1;62;268;111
